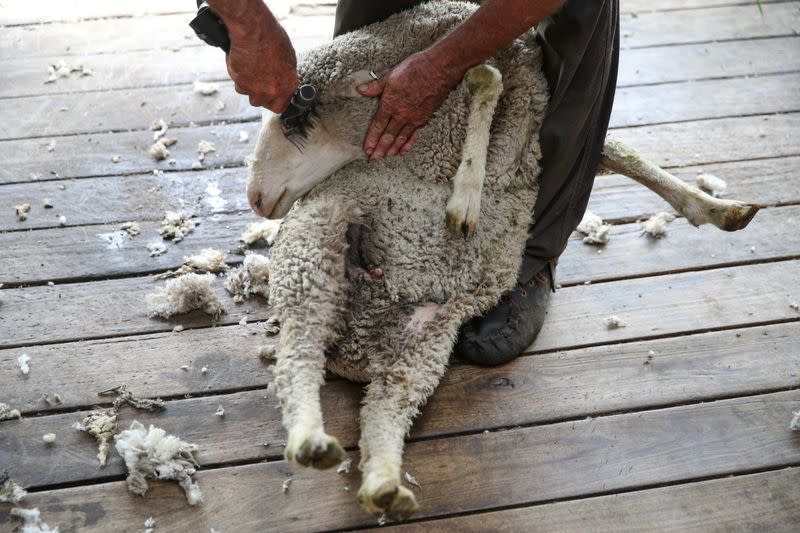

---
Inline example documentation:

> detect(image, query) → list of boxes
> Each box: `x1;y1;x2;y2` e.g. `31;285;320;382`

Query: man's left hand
357;50;460;161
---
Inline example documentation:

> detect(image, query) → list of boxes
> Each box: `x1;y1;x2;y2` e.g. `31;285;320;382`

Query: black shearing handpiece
189;1;231;53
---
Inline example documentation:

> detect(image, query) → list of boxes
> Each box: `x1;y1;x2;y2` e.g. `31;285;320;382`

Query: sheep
245;1;759;521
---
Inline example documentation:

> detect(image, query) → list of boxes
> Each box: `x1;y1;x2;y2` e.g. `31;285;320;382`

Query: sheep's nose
247;187;264;215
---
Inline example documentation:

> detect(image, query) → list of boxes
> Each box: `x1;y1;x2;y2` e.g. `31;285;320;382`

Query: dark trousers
334;0;620;283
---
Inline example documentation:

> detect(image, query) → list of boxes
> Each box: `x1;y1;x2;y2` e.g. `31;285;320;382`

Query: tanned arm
358;0;565;161
207;0;297;112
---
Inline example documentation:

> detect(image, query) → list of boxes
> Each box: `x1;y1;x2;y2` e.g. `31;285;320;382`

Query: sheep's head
246;70;379;219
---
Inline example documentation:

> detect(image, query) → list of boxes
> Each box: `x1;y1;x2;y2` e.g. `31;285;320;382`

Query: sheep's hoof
285;427;344;470
445;192;479;240
357;478;419;522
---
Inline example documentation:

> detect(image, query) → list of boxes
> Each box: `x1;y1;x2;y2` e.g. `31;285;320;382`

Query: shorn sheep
246;1;759;521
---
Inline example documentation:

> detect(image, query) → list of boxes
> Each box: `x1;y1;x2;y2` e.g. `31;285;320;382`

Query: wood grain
620;3;800;48
2;391;798;532
388;468;800;533
609;72;800;128
0;275;273;349
2;321;798;489
0;0;192;26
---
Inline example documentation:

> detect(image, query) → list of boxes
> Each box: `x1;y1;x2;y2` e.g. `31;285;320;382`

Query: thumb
356;78;385;97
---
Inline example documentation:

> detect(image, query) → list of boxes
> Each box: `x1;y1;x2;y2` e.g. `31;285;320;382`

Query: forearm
206;0;282;42
428;0;565;82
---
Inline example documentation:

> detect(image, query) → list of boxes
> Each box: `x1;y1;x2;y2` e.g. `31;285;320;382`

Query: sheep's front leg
445;64;503;239
600;138;759;231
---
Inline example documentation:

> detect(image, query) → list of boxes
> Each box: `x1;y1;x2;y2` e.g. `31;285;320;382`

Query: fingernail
365;148;373;156
357;83;369;93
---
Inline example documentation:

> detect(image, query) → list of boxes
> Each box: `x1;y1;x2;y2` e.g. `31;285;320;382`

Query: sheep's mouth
267;186;297;219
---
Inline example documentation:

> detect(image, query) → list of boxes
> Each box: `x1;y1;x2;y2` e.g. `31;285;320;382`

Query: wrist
418;46;467;88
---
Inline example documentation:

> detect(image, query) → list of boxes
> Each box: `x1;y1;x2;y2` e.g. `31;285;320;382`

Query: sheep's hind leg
356;305;449;521
600;137;759;231
445;64;503;239
271;205;359;470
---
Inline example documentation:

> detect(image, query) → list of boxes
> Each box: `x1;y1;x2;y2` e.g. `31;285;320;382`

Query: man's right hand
209;0;298;113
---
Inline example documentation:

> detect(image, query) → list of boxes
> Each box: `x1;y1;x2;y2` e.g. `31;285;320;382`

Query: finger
400;128;423;155
370;118;404;162
363;106;392;155
356;78;386;97
386;125;416;157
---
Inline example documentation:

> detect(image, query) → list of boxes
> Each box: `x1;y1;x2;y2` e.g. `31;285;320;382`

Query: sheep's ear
320;69;386;102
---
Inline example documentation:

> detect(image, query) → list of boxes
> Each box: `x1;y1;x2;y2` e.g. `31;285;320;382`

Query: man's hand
227;20;297;112
209;0;298;113
357;51;461;161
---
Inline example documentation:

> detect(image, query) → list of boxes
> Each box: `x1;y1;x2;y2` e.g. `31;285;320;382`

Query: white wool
150;119;168;141
15;203;31;221
640;212;676;238
240;219;282;246
57;215;67;227
575;211;610;244
224;253;270;303
404;472;421;489
42;198;53;209
18;353;31;375
159;211;197;243
337;458;352;474
42;433;56;444
173;325;184;333
281;478;292;493
73;409;117;466
605;316;627;329
215;100;226;112
1;470;27;503
149;140;170;161
193;80;219;96
238;316;248;326
10;507;58;532
214;405;225;417
120;221;140;237
114;421;203;505
0;402;22;421
258;344;276;361
791;411;800;431
147;273;226;319
45;59;92;84
239;130;249;143
112;154;121;163
154;249;228;279
148;242;168;257
696;173;727;198
197;140;216;162
144;517;156;533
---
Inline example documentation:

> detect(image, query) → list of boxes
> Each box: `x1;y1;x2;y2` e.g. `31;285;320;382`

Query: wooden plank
609;72;800;129
620;3;800;49
2;257;798;354
0;167;252;232
3;391;798;531
389;468;800;533
0;121;260;186
3;196;799;289
2;109;798;187
528;260;800;353
618;37;800;87
3;321;799;488
622;0;783;13
5;34;798;99
0;0;192;26
0;13;333;59
5;67;799;140
609;113;800;168
558;204;800;285
589;156;800;222
0;274;272;349
0;213;260;285
0;82;258;141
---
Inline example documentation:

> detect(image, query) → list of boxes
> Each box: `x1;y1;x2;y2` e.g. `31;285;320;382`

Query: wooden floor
2;0;800;531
